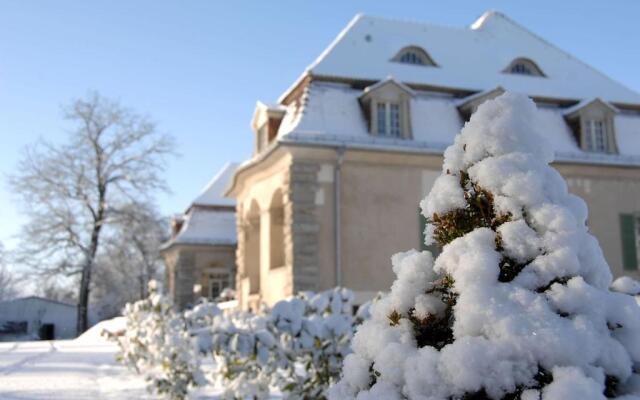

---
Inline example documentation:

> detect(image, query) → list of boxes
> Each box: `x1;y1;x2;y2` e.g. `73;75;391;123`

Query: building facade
226;12;640;311
0;297;77;340
161;163;238;309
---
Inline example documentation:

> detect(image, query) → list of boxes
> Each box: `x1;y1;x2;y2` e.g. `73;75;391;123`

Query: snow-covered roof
162;163;239;250
276;81;640;165
191;162;239;208
290;12;640;105
0;296;76;308
251;101;287;131
162;208;237;249
360;77;416;98
454;86;505;109
562;98;620;117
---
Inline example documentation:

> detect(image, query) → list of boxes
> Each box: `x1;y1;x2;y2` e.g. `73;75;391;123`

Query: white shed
0;296;77;340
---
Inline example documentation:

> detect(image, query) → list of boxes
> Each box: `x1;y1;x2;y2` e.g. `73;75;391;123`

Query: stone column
285;162;321;293
174;251;196;310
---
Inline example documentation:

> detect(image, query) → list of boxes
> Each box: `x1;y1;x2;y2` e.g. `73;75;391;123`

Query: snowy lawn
0;317;283;400
0;338;152;400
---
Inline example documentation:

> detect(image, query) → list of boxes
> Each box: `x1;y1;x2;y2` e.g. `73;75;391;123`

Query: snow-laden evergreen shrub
329;93;640;399
208;311;278;399
114;285;367;399
204;287;357;399
111;281;204;400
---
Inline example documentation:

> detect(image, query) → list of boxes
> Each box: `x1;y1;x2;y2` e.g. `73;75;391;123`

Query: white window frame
584;119;607;153
376;102;401;138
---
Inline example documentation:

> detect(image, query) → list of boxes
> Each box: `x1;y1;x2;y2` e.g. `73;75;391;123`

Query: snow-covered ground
0;319;152;400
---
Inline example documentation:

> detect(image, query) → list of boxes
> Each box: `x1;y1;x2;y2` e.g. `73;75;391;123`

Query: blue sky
1;1;639;257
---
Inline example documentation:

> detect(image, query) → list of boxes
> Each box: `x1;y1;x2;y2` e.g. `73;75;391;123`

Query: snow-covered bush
115;284;366;399
330;93;640;399
208;311;279;399
201;287;359;399
110;281;203;400
273;288;355;398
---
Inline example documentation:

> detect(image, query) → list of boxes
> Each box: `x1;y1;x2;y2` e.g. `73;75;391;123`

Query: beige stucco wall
161;243;236;309
338;150;440;293
558;163;640;280
230;143;640;309
233;150;295;310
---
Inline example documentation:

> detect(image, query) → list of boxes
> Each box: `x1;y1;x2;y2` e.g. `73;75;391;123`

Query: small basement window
392;46;437;67
503;58;545;77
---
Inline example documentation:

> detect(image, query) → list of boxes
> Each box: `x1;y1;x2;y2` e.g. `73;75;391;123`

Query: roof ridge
307;14;364;72
4;295;76;308
356;13;477;31
189;162;239;210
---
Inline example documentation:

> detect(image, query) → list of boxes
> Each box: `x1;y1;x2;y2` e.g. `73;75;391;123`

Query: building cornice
279;74;640;113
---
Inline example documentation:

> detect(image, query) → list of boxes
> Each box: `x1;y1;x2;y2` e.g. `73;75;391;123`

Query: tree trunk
76;217;103;335
76;262;92;335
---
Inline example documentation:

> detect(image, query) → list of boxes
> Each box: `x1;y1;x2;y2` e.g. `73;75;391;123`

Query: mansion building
164;11;640;310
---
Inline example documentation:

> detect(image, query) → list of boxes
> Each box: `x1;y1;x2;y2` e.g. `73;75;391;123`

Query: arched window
392;46;437;67
503;58;545;77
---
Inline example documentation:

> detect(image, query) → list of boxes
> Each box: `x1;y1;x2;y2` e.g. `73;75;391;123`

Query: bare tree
38;276;77;304
116;204;167;300
0;242;19;301
9;93;174;334
91;203;167;319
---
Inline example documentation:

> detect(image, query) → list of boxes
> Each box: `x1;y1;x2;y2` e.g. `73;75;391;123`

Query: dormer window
400;51;425;65
511;63;533;75
584;119;607;153
359;78;414;139
376;102;401;137
251;102;286;155
392;46;437;67
563;98;619;154
503;58;545;77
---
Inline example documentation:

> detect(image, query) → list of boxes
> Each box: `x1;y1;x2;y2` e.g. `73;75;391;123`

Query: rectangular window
376;102;401;137
376;103;387;135
208;273;230;299
390;104;401;137
585;120;607;153
620;214;639;271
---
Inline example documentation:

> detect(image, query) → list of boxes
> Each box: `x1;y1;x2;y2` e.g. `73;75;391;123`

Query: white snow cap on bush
330;92;640;399
611;276;640;296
